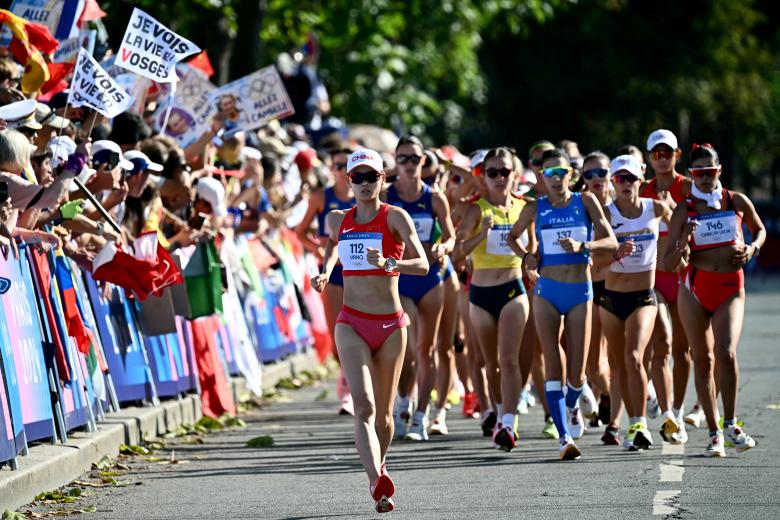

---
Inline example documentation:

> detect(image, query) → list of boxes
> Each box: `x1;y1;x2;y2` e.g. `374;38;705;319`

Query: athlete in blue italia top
509;147;617;460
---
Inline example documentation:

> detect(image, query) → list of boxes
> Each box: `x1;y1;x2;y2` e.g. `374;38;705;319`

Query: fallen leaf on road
315;390;329;401
246;435;274;448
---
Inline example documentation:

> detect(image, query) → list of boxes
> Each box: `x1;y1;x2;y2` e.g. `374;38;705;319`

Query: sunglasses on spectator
582;168;609;180
688;166;719;178
333;162;348;171
613;173;641;184
396;154;423;165
529;158;543;167
448;174;463;185
542;166;572;178
649;149;676;161
348;170;382;184
485;167;512;179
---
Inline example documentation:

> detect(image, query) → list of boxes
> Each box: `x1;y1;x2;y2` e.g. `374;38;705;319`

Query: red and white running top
337;204;405;277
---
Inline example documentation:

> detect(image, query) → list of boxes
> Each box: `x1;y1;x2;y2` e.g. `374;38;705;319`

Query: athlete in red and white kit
312;149;428;513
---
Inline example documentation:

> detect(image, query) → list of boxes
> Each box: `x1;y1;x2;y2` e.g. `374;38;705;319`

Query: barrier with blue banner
0;230;328;471
84;275;156;403
0;254;56;443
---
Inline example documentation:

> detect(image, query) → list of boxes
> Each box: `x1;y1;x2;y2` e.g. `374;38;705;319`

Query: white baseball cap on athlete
646;129;678;151
347;148;383;174
610;154;644;178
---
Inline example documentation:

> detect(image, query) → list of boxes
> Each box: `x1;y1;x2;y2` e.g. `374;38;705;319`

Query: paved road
27;291;780;519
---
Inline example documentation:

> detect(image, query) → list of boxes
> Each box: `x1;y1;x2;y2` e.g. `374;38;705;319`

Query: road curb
0;351;318;512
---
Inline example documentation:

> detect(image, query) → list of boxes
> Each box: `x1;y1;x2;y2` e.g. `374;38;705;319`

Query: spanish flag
0;9;59;93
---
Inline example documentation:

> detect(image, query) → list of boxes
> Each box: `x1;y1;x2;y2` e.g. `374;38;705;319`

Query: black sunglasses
396;154;423;165
529;158;543;167
348;170;382;184
485;167;512;179
582;168;609;180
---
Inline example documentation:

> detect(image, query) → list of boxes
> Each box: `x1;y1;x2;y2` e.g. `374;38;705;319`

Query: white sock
638;416;647;427
662;410;675;421
497;403;505;418
630;416;638;424
673;407;683;420
502;413;515;430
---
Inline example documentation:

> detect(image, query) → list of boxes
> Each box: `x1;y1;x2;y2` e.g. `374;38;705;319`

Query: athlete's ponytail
689;143;720;165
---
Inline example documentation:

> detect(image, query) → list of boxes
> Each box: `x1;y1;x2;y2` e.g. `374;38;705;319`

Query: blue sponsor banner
84;274;154;402
0;255;56;442
143;334;180;397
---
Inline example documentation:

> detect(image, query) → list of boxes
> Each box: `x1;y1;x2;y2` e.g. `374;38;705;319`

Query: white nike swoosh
382;322;397;329
342;227;355;234
540;210;552;216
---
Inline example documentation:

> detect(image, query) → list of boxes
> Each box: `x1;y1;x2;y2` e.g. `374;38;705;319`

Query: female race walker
456;147;530;451
296;147;356;415
387;135;455;441
599;155;671;450
509;148;617;460
312;149;428;512
664;143;765;457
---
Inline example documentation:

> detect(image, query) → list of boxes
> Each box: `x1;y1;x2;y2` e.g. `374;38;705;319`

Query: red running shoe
370;473;395;501
462;392;479;418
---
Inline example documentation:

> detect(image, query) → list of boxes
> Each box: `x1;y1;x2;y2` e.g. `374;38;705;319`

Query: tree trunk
228;0;267;81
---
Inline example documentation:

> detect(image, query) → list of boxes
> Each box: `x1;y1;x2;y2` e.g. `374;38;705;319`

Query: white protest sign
116;8;200;83
209;65;295;132
154;64;217;148
100;55;150;114
68;48;134;118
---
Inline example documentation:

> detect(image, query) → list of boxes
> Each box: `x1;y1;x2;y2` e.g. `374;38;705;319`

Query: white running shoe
559;436;581;460
705;431;726;457
685;404;705;429
393;400;411;440
724;424;756;453
670;419;688;445
429;409;449;436
404;416;429;441
568;407;586;439
580;384;598;421
517;390;530;415
338;394;354;416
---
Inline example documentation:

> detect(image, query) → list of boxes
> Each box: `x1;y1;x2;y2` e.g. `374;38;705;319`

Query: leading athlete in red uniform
664;143;765;457
312;149;429;513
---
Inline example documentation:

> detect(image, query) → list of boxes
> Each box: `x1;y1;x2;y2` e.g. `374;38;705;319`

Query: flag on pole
68;47;134;118
115;8;200;83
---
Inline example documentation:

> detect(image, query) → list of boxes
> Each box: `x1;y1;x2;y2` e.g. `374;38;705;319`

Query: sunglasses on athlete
348;170;382;184
582;168;609;180
485;167;512;179
396;154;423;165
541;166;573;178
649;149;677;161
688;166;719;178
613;173;641;184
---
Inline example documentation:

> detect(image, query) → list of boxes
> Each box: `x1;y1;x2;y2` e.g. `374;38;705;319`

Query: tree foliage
101;0;780;195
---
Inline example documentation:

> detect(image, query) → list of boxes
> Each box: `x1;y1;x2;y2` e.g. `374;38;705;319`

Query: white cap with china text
347;148;383;174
